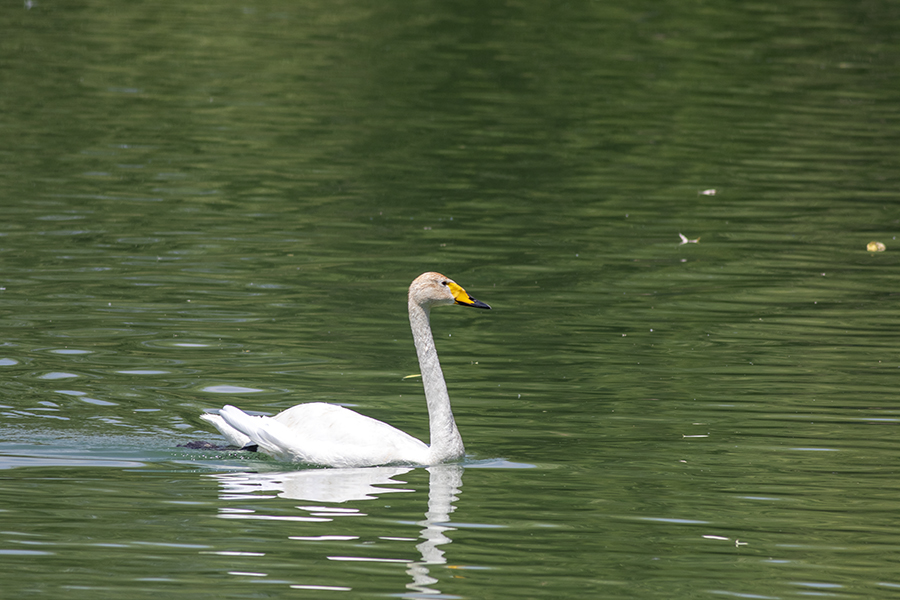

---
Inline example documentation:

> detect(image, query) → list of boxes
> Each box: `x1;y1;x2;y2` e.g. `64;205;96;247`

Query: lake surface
3;0;900;598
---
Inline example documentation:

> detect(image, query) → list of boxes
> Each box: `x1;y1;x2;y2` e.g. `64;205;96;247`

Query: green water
3;0;900;598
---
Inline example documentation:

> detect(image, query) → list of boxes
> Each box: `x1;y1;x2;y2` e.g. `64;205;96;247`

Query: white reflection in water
213;465;415;502
405;464;462;596
209;464;464;596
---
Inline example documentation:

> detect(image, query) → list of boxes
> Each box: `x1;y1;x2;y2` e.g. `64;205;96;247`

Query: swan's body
200;272;490;467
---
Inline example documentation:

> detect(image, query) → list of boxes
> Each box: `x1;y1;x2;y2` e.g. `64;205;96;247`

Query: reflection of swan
212;466;416;503
201;272;490;467
406;464;463;596
210;463;464;595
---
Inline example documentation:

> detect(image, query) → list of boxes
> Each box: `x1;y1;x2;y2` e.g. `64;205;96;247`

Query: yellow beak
448;282;491;309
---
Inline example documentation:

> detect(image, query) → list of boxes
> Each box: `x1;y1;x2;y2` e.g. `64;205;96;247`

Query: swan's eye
441;281;449;286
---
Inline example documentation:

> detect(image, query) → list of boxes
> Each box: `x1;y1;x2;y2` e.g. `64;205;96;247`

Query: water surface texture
3;1;900;598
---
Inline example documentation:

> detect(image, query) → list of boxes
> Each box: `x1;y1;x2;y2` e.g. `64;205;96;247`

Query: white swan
200;272;490;467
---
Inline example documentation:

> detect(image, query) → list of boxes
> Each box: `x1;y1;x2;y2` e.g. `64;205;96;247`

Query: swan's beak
449;282;491;309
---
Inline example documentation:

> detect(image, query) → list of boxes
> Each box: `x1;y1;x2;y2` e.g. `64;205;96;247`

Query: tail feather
200;412;253;448
219;405;297;461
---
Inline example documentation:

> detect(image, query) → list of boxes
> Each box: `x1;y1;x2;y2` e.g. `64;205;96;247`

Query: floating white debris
703;535;748;547
679;233;700;245
290;585;352;591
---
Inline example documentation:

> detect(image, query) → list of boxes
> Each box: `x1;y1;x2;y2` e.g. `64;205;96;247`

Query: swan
200;272;490;467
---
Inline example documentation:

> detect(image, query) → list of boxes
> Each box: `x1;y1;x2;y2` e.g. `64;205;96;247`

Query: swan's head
410;272;491;310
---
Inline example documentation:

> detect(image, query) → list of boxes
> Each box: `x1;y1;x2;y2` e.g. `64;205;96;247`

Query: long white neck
408;299;465;462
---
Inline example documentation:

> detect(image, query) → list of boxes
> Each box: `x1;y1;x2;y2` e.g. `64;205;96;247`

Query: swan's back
220;404;430;467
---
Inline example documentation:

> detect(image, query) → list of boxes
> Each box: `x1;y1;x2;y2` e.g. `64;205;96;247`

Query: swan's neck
409;300;464;462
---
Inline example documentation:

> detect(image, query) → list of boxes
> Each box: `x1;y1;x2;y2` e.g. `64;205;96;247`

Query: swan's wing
221;403;430;467
276;403;431;465
200;412;253;448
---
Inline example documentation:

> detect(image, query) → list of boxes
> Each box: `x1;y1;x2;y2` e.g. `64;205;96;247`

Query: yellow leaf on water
867;241;886;252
